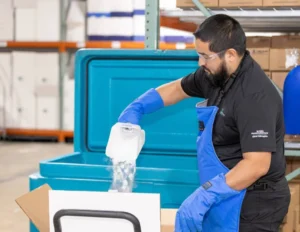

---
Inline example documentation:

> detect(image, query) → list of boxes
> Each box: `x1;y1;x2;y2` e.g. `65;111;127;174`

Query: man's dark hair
193;14;246;56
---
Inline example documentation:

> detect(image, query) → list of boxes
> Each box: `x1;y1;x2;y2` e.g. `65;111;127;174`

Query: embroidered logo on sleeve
202;181;212;190
251;130;269;138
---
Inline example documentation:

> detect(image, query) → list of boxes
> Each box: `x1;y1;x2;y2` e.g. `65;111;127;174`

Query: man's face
195;38;230;87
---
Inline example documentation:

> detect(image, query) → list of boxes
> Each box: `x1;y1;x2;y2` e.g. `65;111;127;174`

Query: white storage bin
36;97;59;130
0;53;12;128
36;0;60;41
11;89;36;129
15;8;37;41
12;52;36;92
35;52;59;97
0;0;14;41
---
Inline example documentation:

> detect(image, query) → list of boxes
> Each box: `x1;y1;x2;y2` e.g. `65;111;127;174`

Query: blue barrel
283;65;300;135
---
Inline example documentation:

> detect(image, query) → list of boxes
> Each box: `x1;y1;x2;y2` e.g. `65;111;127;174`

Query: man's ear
225;49;238;62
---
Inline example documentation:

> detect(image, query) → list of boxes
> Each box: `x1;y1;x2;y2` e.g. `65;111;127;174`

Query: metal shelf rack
145;0;300;181
160;1;300;32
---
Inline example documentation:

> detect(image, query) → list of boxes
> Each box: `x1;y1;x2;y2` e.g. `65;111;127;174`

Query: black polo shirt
181;51;286;182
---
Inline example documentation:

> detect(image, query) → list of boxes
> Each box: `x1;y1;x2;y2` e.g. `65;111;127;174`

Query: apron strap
198;52;248;131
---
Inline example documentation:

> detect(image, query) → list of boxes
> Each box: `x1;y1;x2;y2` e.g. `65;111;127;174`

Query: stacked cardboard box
281;183;300;232
245;35;300;90
263;0;300;7
14;0;60;41
176;0;219;8
246;36;271;78
176;0;300;8
269;35;300;90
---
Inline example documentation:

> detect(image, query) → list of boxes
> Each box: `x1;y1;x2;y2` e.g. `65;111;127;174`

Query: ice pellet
110;160;136;192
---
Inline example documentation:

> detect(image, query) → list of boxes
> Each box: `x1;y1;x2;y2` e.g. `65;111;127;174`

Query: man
117;14;291;231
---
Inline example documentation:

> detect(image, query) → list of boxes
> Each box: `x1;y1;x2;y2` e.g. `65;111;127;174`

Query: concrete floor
0;141;73;232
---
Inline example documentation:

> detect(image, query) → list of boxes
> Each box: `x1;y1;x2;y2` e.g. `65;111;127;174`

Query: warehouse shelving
0;41;196;50
1;0;300;148
161;6;300;32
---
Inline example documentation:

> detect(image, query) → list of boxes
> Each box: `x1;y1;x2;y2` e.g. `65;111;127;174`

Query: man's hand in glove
118;88;164;125
175;173;241;232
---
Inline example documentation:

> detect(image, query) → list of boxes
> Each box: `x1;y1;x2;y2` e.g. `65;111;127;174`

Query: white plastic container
106;122;145;192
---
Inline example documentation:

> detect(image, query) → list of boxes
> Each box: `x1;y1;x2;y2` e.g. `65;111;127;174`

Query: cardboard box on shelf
263;0;300;7
286;160;293;175
271;35;300;49
269;49;299;71
246;36;271;48
271;72;288;90
281;183;300;232
248;48;270;70
294;206;300;231
15;184;177;232
176;0;219;8
292;159;300;178
219;0;262;7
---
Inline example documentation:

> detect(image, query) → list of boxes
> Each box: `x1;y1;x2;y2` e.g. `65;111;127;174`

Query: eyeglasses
197;50;226;62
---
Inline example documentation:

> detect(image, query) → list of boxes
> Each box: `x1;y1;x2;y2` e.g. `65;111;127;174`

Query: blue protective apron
195;76;247;231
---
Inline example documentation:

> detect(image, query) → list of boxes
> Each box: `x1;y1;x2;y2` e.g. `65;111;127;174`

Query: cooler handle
53;209;142;232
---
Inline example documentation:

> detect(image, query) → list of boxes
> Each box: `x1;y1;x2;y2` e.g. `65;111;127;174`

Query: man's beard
205;62;229;88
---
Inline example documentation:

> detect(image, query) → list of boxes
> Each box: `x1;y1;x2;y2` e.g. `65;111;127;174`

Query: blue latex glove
118;88;164;125
175;173;241;232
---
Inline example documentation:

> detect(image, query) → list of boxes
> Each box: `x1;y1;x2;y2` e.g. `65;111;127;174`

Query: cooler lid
74;49;202;156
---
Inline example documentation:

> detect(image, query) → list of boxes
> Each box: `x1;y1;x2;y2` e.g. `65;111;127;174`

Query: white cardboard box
36;97;59;130
0;53;12;128
12;51;36;91
11;89;36;129
0;0;14;41
36;0;60;41
66;1;86;42
35;52;59;90
13;0;37;8
15;8;37;41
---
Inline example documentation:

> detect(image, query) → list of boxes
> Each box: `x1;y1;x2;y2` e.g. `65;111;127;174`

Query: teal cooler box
29;49;203;231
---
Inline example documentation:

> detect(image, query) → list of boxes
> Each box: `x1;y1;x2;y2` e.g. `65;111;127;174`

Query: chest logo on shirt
219;108;225;117
251;130;269;138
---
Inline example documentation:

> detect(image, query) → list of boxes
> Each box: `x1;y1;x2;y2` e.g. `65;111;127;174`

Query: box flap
15;184;51;232
74;49;201;156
